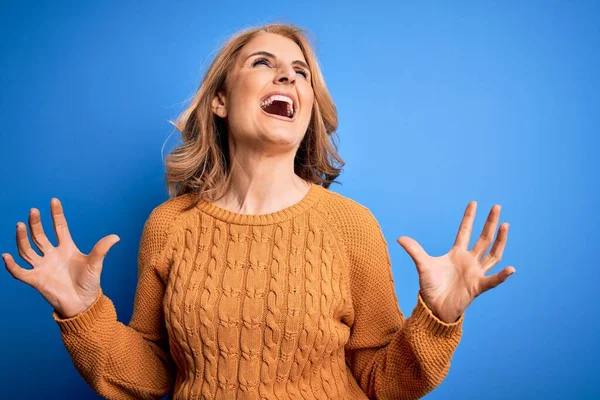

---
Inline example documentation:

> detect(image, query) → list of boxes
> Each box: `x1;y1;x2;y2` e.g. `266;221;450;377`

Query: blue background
1;0;598;398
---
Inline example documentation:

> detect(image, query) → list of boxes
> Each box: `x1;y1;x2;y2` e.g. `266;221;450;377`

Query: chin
253;124;303;147
262;129;301;146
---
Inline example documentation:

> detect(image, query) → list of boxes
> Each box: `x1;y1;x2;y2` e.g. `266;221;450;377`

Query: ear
211;90;227;118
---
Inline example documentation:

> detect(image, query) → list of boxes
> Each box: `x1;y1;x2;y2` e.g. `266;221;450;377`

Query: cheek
227;77;257;113
228;92;255;122
302;90;315;116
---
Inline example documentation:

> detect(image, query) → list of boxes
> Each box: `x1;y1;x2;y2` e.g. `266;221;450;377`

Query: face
212;32;315;152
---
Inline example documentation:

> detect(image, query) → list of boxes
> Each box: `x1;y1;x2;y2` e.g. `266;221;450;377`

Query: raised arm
340;207;464;399
51;204;180;399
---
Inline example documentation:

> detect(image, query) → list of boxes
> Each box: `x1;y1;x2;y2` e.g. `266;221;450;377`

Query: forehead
239;32;307;63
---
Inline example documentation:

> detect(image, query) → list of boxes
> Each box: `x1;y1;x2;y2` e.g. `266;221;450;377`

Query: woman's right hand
3;198;121;318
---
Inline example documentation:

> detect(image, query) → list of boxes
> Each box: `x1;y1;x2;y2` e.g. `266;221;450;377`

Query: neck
214;150;311;215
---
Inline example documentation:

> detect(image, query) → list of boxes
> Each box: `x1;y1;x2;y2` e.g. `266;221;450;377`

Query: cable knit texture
53;183;464;399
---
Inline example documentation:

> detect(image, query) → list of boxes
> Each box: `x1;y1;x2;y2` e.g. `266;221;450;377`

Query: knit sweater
53;183;464;400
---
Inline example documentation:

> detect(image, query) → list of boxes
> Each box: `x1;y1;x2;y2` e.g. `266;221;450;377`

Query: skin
398;202;515;323
2;32;514;324
3;200;117;318
210;32;315;214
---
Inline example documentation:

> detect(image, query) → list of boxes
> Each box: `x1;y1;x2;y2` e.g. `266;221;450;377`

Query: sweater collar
195;182;322;225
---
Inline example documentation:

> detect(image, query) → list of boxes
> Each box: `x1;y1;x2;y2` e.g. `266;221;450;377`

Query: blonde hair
164;23;344;209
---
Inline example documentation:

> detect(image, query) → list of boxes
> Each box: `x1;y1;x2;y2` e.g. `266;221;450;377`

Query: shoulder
136;193;198;278
146;193;196;225
315;185;382;232
314;186;386;252
139;193;198;253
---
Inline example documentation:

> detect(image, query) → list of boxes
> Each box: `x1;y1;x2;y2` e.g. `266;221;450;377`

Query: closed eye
252;58;309;79
295;69;308;79
252;58;271;67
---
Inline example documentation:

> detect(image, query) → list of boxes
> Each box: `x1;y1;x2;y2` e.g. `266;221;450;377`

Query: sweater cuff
52;288;112;334
409;291;464;337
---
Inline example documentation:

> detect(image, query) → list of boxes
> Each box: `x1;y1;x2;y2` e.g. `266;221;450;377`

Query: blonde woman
3;23;515;399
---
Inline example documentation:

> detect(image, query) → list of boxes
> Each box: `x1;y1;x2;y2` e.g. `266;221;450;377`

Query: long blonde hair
164;23;344;210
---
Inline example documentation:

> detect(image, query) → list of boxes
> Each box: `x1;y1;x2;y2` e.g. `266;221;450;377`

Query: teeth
260;94;295;117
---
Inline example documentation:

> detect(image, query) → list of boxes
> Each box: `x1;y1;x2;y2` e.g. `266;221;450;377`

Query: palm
398;202;515;323
3;198;120;318
33;245;96;312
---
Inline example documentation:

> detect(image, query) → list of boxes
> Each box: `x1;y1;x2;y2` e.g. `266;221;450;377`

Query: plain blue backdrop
1;0;598;398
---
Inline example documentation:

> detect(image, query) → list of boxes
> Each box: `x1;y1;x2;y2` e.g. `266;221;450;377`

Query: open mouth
260;94;295;120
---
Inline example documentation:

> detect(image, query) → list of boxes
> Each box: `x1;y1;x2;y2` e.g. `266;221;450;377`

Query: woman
3;23;515;399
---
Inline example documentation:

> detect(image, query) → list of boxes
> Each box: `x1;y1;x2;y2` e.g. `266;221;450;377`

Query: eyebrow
245;50;310;71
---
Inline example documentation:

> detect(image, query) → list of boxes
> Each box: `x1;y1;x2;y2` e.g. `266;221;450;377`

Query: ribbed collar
195;182;322;225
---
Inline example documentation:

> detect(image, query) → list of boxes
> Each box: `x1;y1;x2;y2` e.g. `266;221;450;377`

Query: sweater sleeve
52;205;179;400
342;206;464;400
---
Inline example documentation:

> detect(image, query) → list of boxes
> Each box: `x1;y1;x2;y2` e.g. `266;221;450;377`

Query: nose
274;64;296;84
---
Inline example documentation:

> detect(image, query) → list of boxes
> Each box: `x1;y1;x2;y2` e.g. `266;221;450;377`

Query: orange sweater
53;183;464;399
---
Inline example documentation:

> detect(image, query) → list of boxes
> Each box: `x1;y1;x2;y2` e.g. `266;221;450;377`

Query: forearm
350;293;464;400
54;289;174;400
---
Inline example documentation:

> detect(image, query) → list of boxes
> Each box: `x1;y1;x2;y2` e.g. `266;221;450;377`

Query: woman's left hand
397;201;515;323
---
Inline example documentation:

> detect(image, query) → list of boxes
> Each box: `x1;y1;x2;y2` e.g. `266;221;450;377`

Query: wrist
418;290;462;323
56;290;101;319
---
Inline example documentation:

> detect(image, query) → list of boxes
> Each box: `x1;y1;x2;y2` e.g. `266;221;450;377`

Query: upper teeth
260;94;295;117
